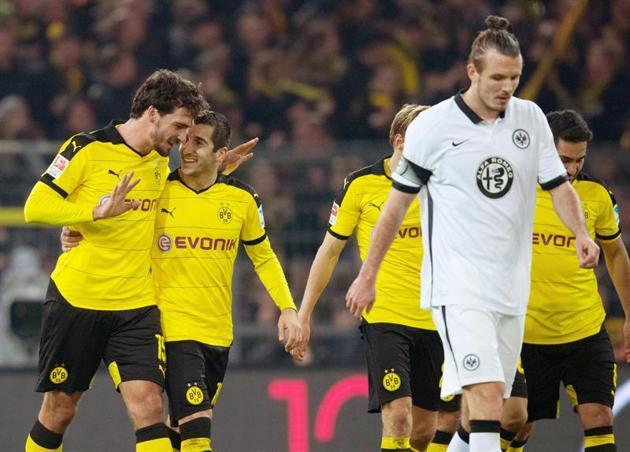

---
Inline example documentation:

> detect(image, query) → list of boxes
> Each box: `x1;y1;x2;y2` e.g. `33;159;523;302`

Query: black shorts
438;365;527;412
166;340;230;424
360;322;443;413
36;280;165;393
521;326;616;422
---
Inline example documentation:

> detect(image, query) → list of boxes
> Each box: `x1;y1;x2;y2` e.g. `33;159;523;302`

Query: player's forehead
189;124;215;144
557;139;588;159
480;49;522;75
162;107;194;126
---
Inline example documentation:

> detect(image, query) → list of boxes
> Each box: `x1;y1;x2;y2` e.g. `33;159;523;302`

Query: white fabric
470;432;500;452
393;94;567;315
432;305;524;399
446;431;470;452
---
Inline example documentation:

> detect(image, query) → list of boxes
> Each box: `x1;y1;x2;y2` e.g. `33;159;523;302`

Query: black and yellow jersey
526;173;621;344
328;157;434;330
153;170;295;347
24;121;168;310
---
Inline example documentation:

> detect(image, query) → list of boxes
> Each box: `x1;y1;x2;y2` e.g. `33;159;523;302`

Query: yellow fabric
501;437;511;451
136;437;172;452
526;177;620;344
426;443;448;452
381;436;411;449
24;183;94;225
584;434;615;448
25;126;168;310
181;437;212;452
565;384;578;408
154;173;294;346
25;436;62;452
507;446;525;452
108;361;121;389
329;157;434;330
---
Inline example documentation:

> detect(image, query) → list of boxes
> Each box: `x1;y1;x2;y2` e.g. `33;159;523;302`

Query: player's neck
180;169;219;191
462;89;501;122
117;119;154;155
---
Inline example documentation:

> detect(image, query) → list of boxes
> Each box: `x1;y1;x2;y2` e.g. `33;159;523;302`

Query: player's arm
548;181;599;268
292;233;347;360
601;237;630;362
243;237;301;351
345;186;415;318
25;172;140;225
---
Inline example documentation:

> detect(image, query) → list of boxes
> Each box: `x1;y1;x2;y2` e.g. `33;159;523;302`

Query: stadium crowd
0;0;629;366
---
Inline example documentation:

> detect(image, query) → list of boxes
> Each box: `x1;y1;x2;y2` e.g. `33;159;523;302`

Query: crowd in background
0;0;629;365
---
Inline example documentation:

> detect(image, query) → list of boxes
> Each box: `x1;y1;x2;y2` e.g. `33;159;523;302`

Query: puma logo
367;201;384;211
108;169;121;179
161;207;175;218
70;140;82;153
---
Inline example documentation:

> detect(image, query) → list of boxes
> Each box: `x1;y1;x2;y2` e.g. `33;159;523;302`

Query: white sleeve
391;114;436;192
535;107;569;190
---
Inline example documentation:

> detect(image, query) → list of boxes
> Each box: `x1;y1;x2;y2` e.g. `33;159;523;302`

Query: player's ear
215;146;228;162
466;62;477;82
393;133;404;152
145;105;159;123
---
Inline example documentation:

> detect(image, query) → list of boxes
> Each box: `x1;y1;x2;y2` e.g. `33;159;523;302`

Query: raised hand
220;138;258;175
92;172;141;220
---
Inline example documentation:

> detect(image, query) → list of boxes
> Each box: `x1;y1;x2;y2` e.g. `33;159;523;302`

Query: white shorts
432;305;525;399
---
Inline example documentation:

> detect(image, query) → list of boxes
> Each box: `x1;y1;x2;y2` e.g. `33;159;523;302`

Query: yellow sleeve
328;175;361;239
596;186;621;242
40;135;92;197
23;182;94;225
244;237;296;311
241;193;295;310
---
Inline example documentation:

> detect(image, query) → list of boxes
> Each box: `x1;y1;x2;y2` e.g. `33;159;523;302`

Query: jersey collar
104;120;146;157
455;89;505;124
373;156;392;180
168;169;226;194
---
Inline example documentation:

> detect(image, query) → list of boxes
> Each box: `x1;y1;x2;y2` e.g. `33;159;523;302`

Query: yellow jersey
525;173;621;344
328;157;434;330
24;121;168;310
153;170;295;347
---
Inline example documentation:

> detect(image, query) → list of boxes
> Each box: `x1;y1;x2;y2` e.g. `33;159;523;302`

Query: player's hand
278;308;302;353
92;172;141;220
345;274;376;319
60;226;83;252
220;138;258;175
574;233;600;269
624;317;630;363
290;312;311;361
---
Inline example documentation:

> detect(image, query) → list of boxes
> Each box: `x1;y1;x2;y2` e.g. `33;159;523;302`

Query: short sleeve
535;108;569;190
595;187;621;242
328;176;361;240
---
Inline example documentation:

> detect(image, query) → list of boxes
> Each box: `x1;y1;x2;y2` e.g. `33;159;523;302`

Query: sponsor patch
258;205;265;228
46;155;70;179
157;233;172;252
329;202;339;225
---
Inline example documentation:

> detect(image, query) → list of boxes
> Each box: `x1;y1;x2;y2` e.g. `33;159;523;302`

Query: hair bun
485;15;510;31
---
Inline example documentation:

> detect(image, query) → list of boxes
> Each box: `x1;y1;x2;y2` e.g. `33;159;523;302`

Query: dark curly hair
546;110;593;144
129;69;208;119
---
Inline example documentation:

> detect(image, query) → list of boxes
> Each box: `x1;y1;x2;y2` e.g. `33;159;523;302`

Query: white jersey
393;92;567;315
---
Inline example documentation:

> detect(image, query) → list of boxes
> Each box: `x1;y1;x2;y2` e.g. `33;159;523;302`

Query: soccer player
345;16;599;452
510;110;630;452
62;111;302;452
154;111;301;451
293;104;446;452
22;69;208;452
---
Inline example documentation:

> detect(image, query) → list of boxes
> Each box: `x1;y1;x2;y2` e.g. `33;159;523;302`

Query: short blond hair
389;104;430;145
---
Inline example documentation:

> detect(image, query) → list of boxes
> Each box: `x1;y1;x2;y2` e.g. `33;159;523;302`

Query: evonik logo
158;234;237;252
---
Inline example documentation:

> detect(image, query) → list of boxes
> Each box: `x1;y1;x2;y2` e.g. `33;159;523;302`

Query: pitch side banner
2;368;630;451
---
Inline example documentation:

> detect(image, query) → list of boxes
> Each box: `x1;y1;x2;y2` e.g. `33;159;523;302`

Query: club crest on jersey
218;206;233;224
512;129;530;149
46;155;70;179
476;157;514;199
382;369;401;392
157;233;172;252
185;382;204;406
49;365;68;384
463;354;480;371
329;202;339;225
154;162;162;183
